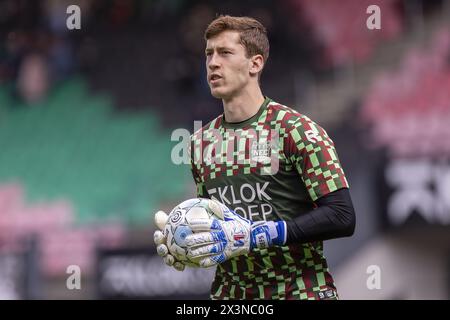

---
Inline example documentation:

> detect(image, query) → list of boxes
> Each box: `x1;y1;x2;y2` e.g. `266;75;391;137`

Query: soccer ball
165;198;224;267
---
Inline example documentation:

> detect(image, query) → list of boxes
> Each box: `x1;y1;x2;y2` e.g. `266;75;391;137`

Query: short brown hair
204;15;270;64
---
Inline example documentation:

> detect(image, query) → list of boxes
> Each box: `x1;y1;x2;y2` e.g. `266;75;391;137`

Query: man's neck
222;88;265;123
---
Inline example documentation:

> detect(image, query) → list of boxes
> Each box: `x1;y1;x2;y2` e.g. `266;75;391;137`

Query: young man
155;15;355;300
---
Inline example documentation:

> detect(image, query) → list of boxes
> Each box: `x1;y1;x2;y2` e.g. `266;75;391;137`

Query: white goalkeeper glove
153;210;186;271
185;204;287;268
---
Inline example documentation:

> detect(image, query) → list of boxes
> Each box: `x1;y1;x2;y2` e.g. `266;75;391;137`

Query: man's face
205;31;254;99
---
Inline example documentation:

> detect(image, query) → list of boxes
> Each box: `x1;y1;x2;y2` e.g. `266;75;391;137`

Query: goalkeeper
154;15;355;300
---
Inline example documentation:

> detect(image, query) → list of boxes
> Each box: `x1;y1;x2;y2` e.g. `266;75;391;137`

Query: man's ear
249;54;264;76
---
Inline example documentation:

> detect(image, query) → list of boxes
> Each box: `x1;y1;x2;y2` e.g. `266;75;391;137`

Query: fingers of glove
187;242;224;260
154;230;167;246
154;210;169;231
173;262;185;271
156;243;169;257
207;199;227;220
209;219;225;231
198;253;226;268
186;231;223;248
164;254;186;271
187;218;222;233
207;199;243;223
163;254;175;266
187;218;214;232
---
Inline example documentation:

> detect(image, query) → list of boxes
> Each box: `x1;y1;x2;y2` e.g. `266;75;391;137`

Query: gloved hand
153;210;186;271
185;205;287;268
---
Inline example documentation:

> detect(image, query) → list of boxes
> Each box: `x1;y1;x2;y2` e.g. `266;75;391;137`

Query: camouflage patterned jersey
189;97;349;300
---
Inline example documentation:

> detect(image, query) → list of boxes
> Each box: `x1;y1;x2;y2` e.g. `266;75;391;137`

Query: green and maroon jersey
189;97;349;300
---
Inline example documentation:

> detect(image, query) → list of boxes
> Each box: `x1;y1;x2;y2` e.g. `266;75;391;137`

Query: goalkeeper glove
153;210;186;271
185;205;287;268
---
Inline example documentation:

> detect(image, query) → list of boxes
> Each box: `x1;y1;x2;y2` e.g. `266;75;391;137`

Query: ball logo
170;210;183;224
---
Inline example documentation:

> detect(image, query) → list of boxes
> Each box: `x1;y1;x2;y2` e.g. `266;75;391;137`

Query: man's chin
210;88;227;99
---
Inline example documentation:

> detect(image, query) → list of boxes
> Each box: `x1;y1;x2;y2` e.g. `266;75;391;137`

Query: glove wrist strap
250;220;287;250
266;221;287;246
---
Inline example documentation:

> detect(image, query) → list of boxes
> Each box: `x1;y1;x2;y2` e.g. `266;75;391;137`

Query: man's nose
208;53;220;70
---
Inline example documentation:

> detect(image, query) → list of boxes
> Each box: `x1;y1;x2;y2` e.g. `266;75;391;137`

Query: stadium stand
0;78;191;279
361;27;450;157
284;0;403;67
0;78;191;225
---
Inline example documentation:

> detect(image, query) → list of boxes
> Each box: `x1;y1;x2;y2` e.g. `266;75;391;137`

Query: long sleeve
285;188;356;244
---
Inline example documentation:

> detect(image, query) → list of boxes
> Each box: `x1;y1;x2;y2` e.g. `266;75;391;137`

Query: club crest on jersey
251;140;271;163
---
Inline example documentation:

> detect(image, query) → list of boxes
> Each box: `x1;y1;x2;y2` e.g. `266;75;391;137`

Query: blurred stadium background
0;0;449;299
